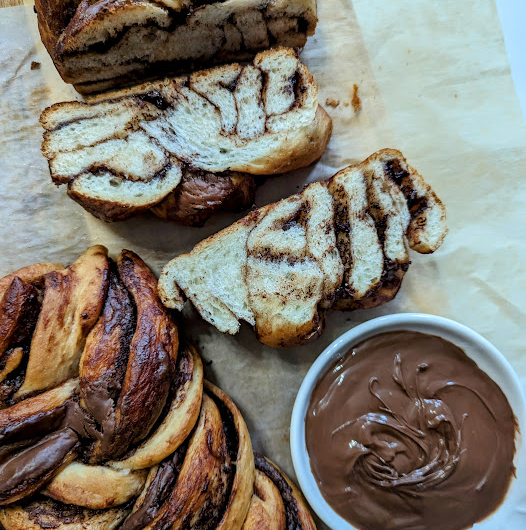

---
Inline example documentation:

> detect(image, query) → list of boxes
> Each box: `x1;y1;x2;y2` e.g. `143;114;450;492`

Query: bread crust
151;171;256;227
35;0;318;93
248;454;317;530
67;184;156;222
0;248;318;529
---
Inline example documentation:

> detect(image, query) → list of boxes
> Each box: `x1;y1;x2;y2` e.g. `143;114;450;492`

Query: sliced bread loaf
40;48;332;224
35;0;317;94
159;149;448;348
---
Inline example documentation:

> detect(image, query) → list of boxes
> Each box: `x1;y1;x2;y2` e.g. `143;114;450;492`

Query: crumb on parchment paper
351;84;361;113
325;98;340;108
329;85;361;112
31;62;41;70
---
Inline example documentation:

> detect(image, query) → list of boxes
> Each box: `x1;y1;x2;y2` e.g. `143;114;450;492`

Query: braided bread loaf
0;247;315;530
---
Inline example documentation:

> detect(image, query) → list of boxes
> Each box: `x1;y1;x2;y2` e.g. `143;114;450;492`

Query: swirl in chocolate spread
306;331;517;530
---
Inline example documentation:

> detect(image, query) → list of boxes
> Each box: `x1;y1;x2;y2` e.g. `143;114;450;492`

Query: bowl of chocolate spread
291;313;526;530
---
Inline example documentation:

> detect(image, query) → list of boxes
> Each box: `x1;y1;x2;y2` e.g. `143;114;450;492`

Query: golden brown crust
14;246;109;400
146;394;232;529
255;314;325;350
241;471;286;530
88;250;178;458
110;343;203;470
66;184;162;222
253;455;317;530
205;381;255;530
34;0;81;55
43;463;149;509
0;263;64;302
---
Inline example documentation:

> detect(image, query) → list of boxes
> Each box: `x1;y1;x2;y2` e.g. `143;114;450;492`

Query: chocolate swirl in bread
242;455;316;530
159;149;448;348
40;48;331;226
0;247;201;524
34;0;317;94
0;248;317;530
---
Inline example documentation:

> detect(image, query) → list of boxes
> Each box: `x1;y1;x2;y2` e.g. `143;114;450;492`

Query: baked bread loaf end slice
159;149;447;348
35;0;317;94
40;48;332;225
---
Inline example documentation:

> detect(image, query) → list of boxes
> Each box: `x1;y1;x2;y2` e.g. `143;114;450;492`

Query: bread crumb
31;62;41;70
325;98;340;108
352;84;361;113
343;101;350;107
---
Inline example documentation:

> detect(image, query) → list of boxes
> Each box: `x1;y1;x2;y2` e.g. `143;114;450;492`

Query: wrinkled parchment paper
1;1;526;527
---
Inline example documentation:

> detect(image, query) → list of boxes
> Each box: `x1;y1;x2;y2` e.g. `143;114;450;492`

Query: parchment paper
1;1;526;528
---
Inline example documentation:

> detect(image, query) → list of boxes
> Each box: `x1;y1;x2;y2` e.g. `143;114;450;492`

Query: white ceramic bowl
290;313;526;530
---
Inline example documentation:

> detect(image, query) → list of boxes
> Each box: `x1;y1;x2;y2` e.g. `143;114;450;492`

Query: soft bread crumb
159;150;447;347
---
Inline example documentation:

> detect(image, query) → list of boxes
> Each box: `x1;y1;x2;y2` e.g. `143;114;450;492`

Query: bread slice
160;212;263;334
159;149;448;348
40;48;332;224
35;0;317;94
333;154;410;310
246;196;325;348
329;167;384;303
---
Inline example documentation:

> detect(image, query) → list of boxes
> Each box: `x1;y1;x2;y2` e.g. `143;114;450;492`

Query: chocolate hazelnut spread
306;331;517;530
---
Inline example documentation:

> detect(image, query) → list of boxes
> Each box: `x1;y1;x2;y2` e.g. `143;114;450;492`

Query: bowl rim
290;312;526;530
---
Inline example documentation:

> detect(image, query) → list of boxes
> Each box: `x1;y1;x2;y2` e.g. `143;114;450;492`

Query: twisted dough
0;247;316;530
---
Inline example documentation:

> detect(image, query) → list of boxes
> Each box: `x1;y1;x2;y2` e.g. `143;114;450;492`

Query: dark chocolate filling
0;403;68;445
118;442;188;530
23;496;120;529
0;345;29;407
0;428;79;503
383;159;429;218
254;453;303;530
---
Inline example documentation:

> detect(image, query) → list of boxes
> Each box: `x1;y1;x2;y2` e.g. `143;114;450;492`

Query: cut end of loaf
159;268;186;311
159;149;448;347
40;47;331;225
